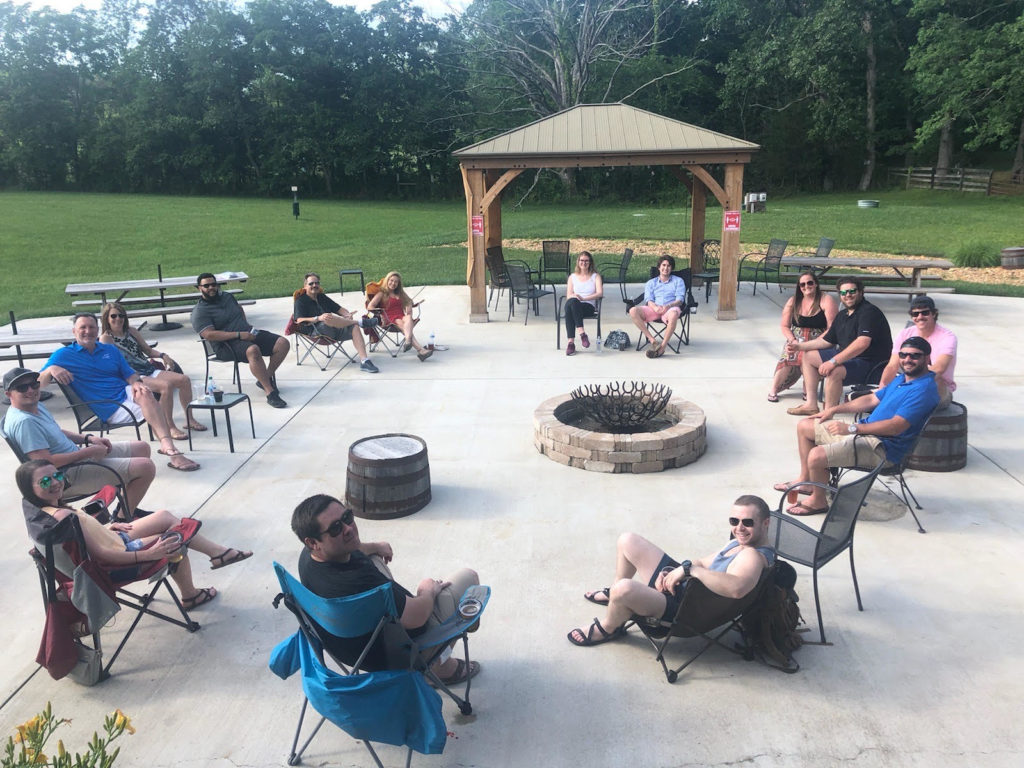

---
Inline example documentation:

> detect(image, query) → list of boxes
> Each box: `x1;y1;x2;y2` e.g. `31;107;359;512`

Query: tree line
1;0;1021;199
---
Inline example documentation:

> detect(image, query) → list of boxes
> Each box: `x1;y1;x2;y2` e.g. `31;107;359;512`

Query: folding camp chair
2;414;129;517
770;462;883;644
26;504;199;684
364;278;421;358
270;563;489;767
626;267;698;352
284;291;358;373
631;566;776;683
54;380;153;441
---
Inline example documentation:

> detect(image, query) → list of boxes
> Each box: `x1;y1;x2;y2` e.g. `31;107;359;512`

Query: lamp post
291;186;300;219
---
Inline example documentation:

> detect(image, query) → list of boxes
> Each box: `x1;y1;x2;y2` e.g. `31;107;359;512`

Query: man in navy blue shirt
39;313;199;472
777;335;939;515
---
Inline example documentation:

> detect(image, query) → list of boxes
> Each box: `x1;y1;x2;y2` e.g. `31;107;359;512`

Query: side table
186;393;255;453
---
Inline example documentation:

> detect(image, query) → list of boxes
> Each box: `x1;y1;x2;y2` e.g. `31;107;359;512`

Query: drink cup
159;531;185;563
212;389;224;403
458;597;481;620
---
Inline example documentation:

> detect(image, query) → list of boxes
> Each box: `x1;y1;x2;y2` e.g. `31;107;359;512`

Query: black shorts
312;322;354;343
648;553;685;622
216;330;281;361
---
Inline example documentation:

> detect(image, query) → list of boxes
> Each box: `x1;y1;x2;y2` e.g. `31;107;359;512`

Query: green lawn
2;189;1022;319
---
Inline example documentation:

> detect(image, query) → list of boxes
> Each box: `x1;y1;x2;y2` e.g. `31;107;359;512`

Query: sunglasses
909;310;932;318
37;471;66;490
898;351;925;360
108;312;126;320
10;379;41;393
317;508;355;539
729;517;756;528
838;289;860;296
799;281;816;287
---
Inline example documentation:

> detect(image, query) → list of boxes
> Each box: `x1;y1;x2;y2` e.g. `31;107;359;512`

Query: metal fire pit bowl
570;381;672;433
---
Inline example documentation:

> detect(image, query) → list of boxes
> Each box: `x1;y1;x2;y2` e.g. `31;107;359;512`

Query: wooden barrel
906;401;967;472
1001;247;1024;269
346;434;431;519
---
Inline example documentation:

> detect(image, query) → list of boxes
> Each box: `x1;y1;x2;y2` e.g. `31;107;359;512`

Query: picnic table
65;270;250;331
779;256;954;297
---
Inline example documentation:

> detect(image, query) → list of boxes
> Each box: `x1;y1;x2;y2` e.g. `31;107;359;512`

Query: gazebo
453;103;759;322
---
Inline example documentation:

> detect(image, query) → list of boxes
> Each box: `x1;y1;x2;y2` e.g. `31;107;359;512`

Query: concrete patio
1;282;1021;768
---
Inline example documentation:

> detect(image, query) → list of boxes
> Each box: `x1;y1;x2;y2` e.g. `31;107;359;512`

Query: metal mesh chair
596;247;633;305
693;239;721;304
506;263;555;324
54;380;152;441
741;238;790;295
538;240;570;283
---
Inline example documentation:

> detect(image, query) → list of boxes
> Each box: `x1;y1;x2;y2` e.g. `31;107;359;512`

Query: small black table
186;393;255;453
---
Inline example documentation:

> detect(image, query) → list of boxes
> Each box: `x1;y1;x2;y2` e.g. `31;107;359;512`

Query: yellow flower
14;715;43;743
58;739;67;757
23;747;47;764
112;709;136;735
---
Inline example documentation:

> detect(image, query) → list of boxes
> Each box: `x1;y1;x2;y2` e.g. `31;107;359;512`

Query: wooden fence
889;167;1023;196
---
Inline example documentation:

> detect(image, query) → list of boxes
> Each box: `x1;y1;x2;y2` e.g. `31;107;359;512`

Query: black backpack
741;561;804;672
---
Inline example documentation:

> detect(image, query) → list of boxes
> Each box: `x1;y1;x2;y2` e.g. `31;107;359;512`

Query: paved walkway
1;285;1021;767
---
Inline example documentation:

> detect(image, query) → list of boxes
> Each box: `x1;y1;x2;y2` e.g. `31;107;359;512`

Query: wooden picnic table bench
71;288;245;308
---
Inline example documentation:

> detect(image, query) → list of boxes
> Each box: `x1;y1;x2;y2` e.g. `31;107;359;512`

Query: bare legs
143;371;198;436
245;337;289;393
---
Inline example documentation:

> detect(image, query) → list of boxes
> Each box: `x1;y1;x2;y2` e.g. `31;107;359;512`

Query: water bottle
596;335;602;353
206;376;216;399
428;332;435;351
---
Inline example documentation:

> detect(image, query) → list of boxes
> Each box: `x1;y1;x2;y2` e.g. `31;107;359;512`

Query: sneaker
360;359;380;373
579;332;590;349
359;314;380;330
255;375;277;392
565;340;576;356
266;390;287;408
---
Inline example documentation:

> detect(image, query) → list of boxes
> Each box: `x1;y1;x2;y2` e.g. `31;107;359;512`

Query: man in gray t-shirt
190;273;290;408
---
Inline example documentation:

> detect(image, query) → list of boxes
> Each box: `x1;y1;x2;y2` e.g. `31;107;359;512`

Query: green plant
3;702;134;768
952;241;1000;268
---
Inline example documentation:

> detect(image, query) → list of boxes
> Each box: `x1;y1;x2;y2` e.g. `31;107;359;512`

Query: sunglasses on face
898;351;925;360
910;310;932;318
11;380;41;393
108;313;126;320
317;508;355;539
799;281;816;287
37;471;66;490
838;289;859;296
729;517;756;528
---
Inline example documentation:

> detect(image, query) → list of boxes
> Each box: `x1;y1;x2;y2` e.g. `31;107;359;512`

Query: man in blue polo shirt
776;335;939;516
629;255;688;358
39;313;200;472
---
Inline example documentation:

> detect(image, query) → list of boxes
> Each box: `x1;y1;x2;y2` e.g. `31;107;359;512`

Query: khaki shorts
63;442;144;496
814;417;889;469
368;556;479;629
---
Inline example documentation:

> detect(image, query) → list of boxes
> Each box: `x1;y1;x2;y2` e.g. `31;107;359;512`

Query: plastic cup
212;389;224;403
159;531;185;563
458;597;481;620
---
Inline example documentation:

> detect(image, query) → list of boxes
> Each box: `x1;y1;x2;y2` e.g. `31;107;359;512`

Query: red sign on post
723;210;741;232
471;215;484;236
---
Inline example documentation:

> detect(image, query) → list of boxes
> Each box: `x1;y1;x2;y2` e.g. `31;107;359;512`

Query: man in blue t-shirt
629;255;688;358
39;313;200;472
777;335;940;516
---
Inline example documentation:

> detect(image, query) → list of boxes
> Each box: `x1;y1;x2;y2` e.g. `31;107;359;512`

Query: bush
952;241;1000;268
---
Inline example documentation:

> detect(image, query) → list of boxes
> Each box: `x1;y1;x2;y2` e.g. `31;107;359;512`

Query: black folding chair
626;267;698;352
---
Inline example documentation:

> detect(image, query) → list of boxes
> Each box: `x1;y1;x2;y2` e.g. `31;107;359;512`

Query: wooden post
464;168;488;322
689;181;707;273
484;170;503;252
716;163;744;320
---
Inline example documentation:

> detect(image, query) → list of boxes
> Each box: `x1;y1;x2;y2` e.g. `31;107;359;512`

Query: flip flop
182;587;217;610
210;549;253;570
787;502;828;516
583;587;610;605
767;393;779;402
433;658;481;687
773;483;811;495
170;429;188;440
568;618;627;647
166;453;200;472
188;422;208;432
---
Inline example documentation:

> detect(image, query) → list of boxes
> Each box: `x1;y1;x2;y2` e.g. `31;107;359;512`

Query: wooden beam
689;181;706;273
480;168;523;212
689;165;727;208
456;151;755;170
463;167;488;322
716;163;745;320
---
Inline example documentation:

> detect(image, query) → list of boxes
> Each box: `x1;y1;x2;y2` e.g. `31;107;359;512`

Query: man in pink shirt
879;296;957;405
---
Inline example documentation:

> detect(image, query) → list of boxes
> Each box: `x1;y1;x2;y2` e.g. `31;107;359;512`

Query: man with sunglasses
291;494;481;684
879;296;956;406
785;277;892;415
292;271;380;373
777;336;940;516
191;272;290;408
568;495;774;647
3;366;156;515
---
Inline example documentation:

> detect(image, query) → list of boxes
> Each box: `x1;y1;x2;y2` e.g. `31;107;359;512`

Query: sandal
210;548;253;570
188;421;208;432
568;618;627;647
767;393;779;403
583;588;610;605
433;658;481;687
166;453;200;472
182;587;217;610
169;428;188;440
773;482;811;495
787;502;828;517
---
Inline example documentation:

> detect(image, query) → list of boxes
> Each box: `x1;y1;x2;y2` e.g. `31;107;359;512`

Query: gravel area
503;238;1024;285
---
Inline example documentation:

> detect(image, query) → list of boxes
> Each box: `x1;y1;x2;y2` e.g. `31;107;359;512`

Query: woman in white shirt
563;251;603;356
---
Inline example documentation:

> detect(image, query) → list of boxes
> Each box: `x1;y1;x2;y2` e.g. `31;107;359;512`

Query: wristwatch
847;423;859;434
681;560;692;577
83;435;91;446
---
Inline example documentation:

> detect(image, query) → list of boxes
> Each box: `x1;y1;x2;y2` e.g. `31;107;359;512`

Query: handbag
35;542;86;680
68;641;104;686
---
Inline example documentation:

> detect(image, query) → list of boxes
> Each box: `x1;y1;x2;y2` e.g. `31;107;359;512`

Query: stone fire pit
533;388;707;473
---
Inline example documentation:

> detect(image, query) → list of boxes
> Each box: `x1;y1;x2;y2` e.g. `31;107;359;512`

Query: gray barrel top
350;434;425;461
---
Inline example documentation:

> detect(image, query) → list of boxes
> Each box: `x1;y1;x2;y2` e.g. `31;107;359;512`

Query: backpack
741;560;804;672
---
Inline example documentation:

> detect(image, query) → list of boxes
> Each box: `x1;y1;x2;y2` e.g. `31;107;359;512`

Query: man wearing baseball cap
2;366;156;515
775;336;940;516
879;296;957;406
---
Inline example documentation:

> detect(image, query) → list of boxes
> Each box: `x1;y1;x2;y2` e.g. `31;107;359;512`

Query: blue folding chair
269;563;488;767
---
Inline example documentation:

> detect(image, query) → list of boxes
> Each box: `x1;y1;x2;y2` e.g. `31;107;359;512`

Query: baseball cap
3;367;39;391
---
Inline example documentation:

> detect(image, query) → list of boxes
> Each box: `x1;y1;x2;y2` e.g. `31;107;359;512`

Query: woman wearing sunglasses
768;271;837;402
18;459;252;609
99;302;206;439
